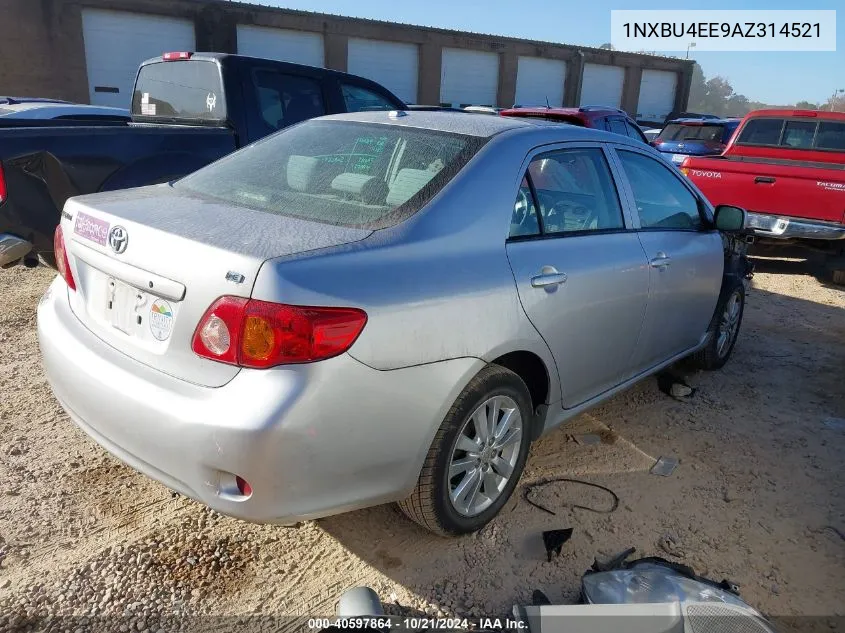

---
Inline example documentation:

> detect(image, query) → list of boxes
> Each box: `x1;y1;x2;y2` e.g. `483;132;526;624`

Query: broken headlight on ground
583;561;752;609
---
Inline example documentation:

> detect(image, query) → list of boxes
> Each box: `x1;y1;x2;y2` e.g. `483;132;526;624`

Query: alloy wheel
447;395;523;517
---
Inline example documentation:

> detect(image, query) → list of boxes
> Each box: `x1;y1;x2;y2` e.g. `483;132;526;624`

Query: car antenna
546;96;551;109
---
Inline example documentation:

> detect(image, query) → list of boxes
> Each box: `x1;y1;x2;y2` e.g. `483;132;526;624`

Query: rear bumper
37;277;483;524
746;212;845;241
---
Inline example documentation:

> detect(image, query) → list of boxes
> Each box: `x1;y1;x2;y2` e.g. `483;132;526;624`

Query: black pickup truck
0;52;405;268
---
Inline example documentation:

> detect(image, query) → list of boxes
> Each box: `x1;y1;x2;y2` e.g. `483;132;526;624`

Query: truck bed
0;124;236;263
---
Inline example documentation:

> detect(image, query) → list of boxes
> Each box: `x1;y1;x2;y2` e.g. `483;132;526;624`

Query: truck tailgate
683;156;845;224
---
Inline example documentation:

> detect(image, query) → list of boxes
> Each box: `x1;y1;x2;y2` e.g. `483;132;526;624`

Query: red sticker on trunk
74;211;110;246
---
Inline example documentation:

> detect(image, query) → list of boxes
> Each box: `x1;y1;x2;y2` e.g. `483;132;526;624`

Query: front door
611;148;724;371
506;145;650;408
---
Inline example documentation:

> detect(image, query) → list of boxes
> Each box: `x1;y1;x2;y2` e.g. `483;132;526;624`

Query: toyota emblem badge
108;226;129;254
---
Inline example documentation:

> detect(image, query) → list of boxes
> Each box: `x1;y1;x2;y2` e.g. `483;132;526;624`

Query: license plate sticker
671;153;687;164
74;212;110;245
149;298;174;341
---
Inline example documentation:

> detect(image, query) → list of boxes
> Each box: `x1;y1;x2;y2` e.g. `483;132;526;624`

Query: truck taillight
192;297;367;368
0;163;6;204
54;225;76;291
163;52;192;61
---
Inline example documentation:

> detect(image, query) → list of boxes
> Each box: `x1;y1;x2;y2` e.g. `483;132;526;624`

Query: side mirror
714;204;747;232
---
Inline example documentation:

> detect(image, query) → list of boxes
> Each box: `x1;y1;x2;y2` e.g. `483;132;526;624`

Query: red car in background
500;106;650;144
681;109;845;283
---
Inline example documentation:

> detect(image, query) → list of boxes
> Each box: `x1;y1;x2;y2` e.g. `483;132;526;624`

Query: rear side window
781;121;816;148
624;121;646;142
252;70;325;131
658;123;725;142
722;122;740;143
608;118;628;136
815;121;845;150
341;84;397;112
737;118;783;145
132;60;225;121
510;148;624;238
175;120;484;229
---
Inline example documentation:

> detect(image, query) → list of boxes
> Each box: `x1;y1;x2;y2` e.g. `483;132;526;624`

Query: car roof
502;106;628;119
668;117;740;125
316;110;646;146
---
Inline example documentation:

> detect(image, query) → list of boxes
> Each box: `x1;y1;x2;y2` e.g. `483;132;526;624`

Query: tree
795;100;819;110
599;43;615;50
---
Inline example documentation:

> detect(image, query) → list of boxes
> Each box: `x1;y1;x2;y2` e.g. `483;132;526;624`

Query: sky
257;0;843;105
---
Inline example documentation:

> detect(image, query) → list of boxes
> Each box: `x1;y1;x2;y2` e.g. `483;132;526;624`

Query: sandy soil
1;256;843;631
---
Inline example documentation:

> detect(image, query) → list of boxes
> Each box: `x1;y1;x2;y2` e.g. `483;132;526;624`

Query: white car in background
643;128;662;143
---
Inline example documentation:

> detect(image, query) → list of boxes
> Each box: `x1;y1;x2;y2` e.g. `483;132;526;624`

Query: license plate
671;153;687;164
106;277;150;335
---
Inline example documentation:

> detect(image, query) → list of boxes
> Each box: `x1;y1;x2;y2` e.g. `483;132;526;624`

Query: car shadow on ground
316;282;845;619
749;245;843;291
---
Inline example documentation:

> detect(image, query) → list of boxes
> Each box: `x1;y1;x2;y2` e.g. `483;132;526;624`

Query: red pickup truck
681;109;845;283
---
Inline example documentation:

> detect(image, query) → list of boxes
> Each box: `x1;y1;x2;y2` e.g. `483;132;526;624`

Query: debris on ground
542;529;574;562
656;369;697;400
650;456;679;477
573;434;601;446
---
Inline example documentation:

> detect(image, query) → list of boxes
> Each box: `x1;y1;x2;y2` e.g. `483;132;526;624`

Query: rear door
612;147;723;371
505;143;650;408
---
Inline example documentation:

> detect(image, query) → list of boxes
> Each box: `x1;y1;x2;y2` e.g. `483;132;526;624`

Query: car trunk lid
61;184;371;387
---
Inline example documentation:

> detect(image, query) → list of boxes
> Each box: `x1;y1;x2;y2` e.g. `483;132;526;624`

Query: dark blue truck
0;52;405;268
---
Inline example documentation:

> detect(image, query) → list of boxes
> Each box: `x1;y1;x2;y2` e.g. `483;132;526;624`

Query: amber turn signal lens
241;315;276;361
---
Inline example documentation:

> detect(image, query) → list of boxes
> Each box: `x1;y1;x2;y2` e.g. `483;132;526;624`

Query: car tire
692;278;746;371
398;364;533;536
826;250;845;286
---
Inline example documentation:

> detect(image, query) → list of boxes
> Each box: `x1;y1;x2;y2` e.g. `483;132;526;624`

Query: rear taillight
192;296;367;368
0;163;6;204
162;51;192;61
54;225;76;291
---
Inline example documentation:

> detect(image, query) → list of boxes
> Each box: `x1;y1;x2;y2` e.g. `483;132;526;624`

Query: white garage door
637;69;678;122
347;39;418;103
440;48;499;108
580;64;625;108
515;57;567;107
82;9;195;108
237;25;324;67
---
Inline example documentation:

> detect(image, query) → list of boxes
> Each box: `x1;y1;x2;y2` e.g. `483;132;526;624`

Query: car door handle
531;267;568;288
650;253;672;268
754;176;776;184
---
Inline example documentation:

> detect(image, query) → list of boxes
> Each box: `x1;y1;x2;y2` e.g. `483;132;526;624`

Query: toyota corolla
37;111;750;536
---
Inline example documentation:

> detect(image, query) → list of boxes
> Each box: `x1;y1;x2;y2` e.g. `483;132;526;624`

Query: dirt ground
1;255;844;631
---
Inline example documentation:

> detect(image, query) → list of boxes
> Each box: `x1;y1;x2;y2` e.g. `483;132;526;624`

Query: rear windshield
132;60;225;122
657;123;726;142
175;120;486;229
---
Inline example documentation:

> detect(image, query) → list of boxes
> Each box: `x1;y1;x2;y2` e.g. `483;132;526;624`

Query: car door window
616;150;704;230
510;176;541;237
342;84;396;112
509;148;624;237
252;70;325;131
608;118;628;136
625;121;647;143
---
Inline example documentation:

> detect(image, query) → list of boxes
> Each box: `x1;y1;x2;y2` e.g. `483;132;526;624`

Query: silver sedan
37;111;748;536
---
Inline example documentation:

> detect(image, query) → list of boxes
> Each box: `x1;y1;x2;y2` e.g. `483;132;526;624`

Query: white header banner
610;10;837;52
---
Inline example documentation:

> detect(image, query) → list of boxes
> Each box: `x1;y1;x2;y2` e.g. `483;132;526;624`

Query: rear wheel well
490;351;550;415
